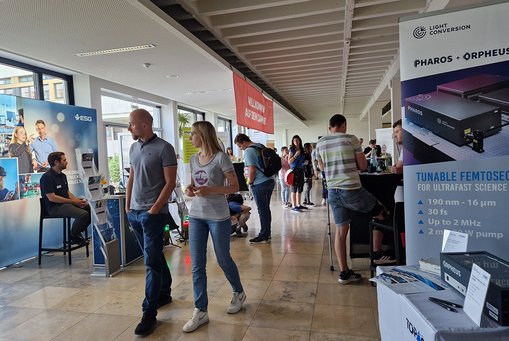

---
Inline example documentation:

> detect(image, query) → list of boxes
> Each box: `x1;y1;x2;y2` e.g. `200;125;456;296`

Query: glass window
0;63;35;99
43;84;50;99
101;93;161;128
43;74;67;103
178;106;204;124
0;59;73;104
18;75;33;83
105;124;161;191
0;88;14;95
216;117;232;149
54;83;64;98
20;86;35;98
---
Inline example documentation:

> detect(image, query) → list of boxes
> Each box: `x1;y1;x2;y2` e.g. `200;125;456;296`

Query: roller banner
400;1;509;265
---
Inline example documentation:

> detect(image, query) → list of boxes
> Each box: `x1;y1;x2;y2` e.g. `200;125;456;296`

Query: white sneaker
227;292;246;314
182;308;209;333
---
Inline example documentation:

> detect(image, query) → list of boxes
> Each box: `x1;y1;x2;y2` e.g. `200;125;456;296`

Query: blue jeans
279;177;289;204
127;210;172;317
328;188;382;226
251;179;275;239
189;217;243;311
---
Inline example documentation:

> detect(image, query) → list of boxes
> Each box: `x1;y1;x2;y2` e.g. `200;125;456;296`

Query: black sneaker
70;236;88;245
372;250;396;265
307;202;315;206
134;314;157;336
338;269;362;284
157;294;172;308
249;236;270;244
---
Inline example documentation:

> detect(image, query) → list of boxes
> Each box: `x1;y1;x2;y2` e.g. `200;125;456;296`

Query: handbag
284;169;294;186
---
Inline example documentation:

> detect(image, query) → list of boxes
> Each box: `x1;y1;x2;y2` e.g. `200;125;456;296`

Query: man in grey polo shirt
125;109;177;336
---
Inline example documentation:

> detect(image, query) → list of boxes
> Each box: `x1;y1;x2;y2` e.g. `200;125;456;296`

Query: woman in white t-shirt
183;121;245;333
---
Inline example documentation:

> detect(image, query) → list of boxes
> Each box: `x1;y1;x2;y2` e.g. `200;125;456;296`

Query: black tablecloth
349;173;403;258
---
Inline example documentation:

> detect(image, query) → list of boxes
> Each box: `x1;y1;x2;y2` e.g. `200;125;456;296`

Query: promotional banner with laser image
0;93;98;266
399;1;509;265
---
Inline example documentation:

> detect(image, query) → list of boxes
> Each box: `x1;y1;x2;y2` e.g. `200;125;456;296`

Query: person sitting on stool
40;151;91;245
227;193;251;236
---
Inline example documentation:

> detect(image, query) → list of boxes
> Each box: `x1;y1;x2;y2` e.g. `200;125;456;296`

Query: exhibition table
349;172;403;257
93;194;143;267
376;266;509;340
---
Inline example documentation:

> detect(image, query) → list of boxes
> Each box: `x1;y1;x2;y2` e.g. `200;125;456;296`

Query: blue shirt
0;188;10;201
289;146;305;169
30;136;57;166
244;143;273;186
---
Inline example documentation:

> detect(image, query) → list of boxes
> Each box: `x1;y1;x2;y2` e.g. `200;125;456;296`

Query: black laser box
437;74;509;99
405;91;501;146
479;87;509;113
441;252;509;326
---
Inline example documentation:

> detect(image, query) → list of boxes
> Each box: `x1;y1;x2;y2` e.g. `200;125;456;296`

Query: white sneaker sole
338;276;362;285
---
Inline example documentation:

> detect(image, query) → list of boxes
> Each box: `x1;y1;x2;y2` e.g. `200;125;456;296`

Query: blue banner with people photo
0;93;98;266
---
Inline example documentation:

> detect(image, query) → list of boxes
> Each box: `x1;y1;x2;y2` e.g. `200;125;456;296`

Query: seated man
227;193;251;236
40;151;91;245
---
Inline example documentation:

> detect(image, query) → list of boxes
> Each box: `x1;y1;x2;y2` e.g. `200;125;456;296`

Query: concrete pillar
368;101;385;140
390;73;401;124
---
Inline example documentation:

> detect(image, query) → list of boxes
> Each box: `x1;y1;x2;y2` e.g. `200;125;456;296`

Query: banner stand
76;149;121;277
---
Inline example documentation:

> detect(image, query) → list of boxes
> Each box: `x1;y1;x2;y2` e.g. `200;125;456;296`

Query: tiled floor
0;184;380;340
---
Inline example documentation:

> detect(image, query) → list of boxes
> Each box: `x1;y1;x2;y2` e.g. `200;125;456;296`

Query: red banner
233;73;274;134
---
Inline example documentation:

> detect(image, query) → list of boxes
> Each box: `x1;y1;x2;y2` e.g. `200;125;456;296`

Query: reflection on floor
0;183;380;340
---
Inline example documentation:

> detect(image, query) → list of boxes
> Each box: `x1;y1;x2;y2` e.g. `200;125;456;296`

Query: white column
390;73;402;124
368;101;385;140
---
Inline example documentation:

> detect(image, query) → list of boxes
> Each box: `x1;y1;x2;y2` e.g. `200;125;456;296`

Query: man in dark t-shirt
40;152;90;244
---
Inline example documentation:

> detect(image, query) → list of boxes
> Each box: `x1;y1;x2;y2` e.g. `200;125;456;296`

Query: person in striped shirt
316;114;387;284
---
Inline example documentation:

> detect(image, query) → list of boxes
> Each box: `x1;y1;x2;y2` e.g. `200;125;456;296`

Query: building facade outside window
0;57;73;104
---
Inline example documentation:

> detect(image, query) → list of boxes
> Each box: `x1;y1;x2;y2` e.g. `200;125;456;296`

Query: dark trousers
251;179;275;239
127;210;172;317
48;203;91;238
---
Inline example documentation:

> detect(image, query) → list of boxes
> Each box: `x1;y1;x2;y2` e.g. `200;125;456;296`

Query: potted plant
177;113;190;138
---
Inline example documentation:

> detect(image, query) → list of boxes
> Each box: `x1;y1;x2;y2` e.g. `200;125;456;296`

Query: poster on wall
399;2;509;265
181;126;199;164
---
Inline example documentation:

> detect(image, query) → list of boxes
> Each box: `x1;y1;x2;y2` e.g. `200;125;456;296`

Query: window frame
0;56;74;104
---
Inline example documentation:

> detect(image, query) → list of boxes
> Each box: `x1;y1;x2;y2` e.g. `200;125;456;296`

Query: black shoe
249;236;270;244
298;205;308;210
338;269;362;284
372;250;396;265
303;201;309;205
157;294;172;308
134;314;157;336
70;236;88;245
307;202;315;206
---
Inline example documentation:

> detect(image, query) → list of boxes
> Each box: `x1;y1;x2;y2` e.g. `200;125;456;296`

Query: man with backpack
234;133;276;244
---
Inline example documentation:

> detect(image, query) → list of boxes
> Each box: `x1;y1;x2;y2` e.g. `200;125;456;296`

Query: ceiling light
166;74;180;79
75;44;156;57
185;88;232;95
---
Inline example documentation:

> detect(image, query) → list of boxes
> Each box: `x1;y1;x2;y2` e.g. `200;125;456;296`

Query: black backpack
248;144;282;177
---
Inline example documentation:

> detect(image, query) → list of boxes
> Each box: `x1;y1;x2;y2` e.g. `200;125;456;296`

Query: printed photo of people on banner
0;93;98;203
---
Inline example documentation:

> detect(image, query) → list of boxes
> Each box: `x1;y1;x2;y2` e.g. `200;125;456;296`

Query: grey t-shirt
189;151;234;221
129;135;177;214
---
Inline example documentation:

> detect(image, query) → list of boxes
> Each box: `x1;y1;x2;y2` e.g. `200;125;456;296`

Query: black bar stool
38;198;89;265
